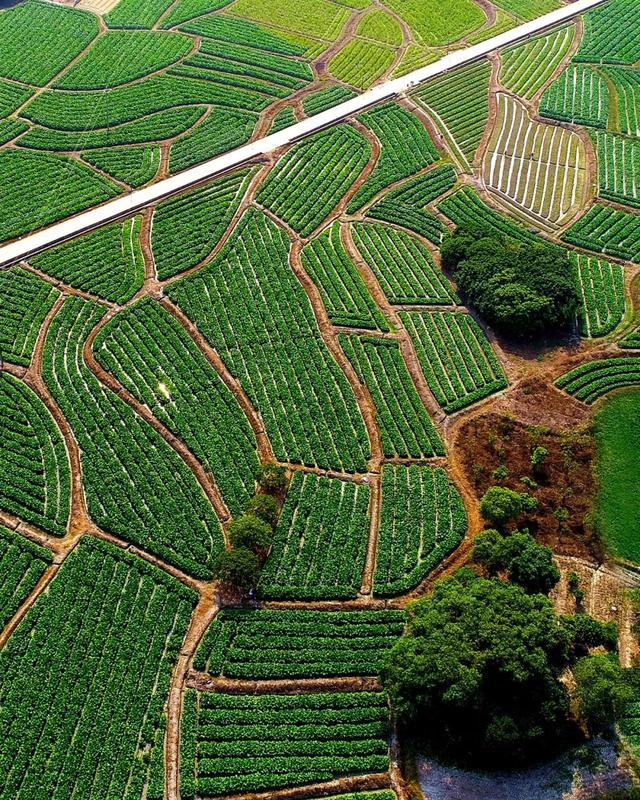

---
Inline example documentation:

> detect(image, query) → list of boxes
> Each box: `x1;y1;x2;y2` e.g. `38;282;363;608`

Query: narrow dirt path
187;673;381;694
83;310;231;525
165;585;219;800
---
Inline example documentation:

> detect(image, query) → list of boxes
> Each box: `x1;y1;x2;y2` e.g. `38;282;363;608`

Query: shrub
213;548;261;591
244;493;279;528
255;462;289;494
227;514;273;556
480;486;538;527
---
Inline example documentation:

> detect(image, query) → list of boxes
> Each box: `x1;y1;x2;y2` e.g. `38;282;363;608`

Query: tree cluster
213;463;288;593
441;228;579;338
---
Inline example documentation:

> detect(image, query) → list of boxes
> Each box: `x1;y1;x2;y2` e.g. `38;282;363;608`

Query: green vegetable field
2;0;640;796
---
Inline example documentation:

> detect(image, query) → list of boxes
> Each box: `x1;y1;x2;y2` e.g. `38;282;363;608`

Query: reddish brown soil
456;410;603;562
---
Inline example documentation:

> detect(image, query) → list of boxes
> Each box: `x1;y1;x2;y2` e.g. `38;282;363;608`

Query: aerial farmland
1;0;640;798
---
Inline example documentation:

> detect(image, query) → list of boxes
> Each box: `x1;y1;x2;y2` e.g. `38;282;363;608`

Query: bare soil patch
455;410;602;562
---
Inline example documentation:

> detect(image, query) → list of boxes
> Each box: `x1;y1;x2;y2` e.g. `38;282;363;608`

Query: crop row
0;536;197;800
94;298;260;517
0;267;59;367
400;310;508;413
42;296;224;578
178;12;306;58
574;0;640;65
0;150;119;245
0;1;98;86
366;164;456;244
347;103;440;212
500;24;575;100
592;130;640;208
341;334;445;459
257;125;371;237
555;357;640;403
572;253;626;338
82;145;160;188
0;524;52;631
328;38;395;90
181;690;389;797
563;204;640;263
484;93;587;225
539;64;609;128
351;222;458;305
167;209;370;473
438;186;541;244
193;608;405;679
31;217;144;304
18;106;205;151
54;29;193;90
259;471;370;600
0;374;70;537
374;464;467;596
105;0;176;29
301;222;389;331
413;59;491;166
152;168;253;280
160;0;233;31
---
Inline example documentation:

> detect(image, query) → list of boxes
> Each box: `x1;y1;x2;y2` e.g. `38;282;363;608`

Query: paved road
0;0;607;268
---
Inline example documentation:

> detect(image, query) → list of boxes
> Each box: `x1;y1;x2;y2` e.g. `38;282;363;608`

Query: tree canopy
382;568;616;766
441;229;578;338
473;528;560;595
480;486;538;528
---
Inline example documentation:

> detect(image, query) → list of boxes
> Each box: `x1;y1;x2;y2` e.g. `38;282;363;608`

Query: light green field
594;389;640;564
329;38;395;89
384;0;486;46
227;0;350;40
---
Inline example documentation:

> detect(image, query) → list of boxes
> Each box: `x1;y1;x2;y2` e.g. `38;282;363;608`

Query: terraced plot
539;64;609;128
484;94;588;226
563;204;640;263
374;465;467;596
348;103;440;213
93;298;260;516
556;358;640;403
400;310;508;413
257;125;371;237
572;253;626;338
152;169;253;279
365;164;457;244
0;526;52;632
351;222;457;305
301;223;389;331
43;297;224;578
259;472;370;600
0;268;59;367
82;146;161;188
194;608;405;678
30;218;145;304
602;67;640;139
167;210;370;473
413;60;491;168
0;537;197;800
574;0;640;65
592;131;640;208
0;374;71;537
181;691;390;797
341;334;445;459
500;25;575;99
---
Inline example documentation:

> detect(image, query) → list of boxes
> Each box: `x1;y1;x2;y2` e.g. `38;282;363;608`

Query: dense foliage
441;228;579;338
383;568;616;767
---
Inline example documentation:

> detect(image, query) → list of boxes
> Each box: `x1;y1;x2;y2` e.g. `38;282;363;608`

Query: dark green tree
228;514;273;556
440;228;578;338
213;547;261;591
255;463;288;494
480;486;537;527
574;654;639;735
473;528;560;595
382;568;617;767
244;493;279;528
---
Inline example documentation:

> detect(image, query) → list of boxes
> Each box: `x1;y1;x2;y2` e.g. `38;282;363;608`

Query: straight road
0;0;607;268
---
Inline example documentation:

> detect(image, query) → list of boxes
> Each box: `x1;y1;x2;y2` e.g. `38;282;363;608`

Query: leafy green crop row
259;471;370;600
556;358;640;403
0;375;70;536
193;608;405;678
563;204;640;263
572;253;626;338
0;525;52;631
181;690;389;797
401;310;508;413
